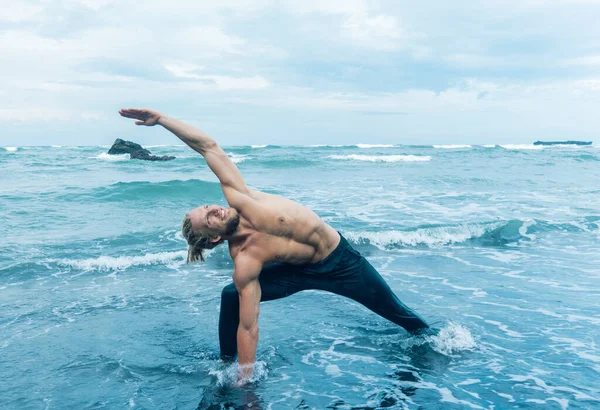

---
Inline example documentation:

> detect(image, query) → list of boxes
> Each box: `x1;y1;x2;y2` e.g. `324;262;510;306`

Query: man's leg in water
316;250;430;332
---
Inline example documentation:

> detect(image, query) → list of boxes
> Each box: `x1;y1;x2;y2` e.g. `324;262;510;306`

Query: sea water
1;143;599;409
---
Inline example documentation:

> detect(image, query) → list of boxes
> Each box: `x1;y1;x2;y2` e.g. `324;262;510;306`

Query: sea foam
499;144;543;150
328;154;431;162
355;144;396;148
94;152;130;161
433;145;472;149
58;251;187;271
343;224;493;248
4;146;18;152
227;153;250;163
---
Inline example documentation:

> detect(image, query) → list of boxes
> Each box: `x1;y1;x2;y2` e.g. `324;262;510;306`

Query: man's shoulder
232;251;263;287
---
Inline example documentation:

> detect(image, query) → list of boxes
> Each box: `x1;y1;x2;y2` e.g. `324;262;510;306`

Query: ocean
1;143;599;409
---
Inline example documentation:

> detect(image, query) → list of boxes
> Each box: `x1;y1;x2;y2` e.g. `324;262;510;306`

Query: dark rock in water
107;138;175;161
533;140;592;146
130;150;175;161
107;138;144;154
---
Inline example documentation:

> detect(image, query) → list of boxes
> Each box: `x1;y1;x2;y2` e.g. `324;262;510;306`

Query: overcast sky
2;0;600;146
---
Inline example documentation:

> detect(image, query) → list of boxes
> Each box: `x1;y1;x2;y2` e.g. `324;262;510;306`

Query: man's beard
224;211;240;236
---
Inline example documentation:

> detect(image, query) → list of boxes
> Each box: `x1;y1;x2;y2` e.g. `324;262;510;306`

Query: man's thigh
259;263;310;301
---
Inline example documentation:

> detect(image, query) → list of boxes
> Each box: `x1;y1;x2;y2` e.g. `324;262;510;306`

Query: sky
1;0;600;146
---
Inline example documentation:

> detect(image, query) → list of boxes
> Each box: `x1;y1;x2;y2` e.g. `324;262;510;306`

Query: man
119;108;429;378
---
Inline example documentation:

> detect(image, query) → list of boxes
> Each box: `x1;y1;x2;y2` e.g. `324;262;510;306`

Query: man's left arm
233;257;263;380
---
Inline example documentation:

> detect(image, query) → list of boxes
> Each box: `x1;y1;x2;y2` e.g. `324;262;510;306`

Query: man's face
189;205;239;237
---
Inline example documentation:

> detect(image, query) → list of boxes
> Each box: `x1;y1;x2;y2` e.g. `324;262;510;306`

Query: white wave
51;145;62;148
328;154;430;163
484;319;523;338
93;152;130;161
483;144;496;148
343;224;494;249
355;144;395;148
429;322;476;355
58;250;186;271
226;152;250;164
510;373;594;403
432;144;472;149
251;144;267;148
499;144;543;150
4;146;18;152
519;219;536;241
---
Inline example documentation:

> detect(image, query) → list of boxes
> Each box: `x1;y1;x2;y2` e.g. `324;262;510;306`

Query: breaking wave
499;144;543;150
355;144;396;148
328;154;431;163
226;153;250;164
57;251;187;271
342;219;565;249
433;145;472;149
93;152;130;161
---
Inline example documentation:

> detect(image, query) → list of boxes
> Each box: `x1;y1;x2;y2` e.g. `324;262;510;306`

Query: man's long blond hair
181;213;223;263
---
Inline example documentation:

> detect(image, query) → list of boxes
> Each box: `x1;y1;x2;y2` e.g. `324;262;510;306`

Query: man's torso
229;190;340;266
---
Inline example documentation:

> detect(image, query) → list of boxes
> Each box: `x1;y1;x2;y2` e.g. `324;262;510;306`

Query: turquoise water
1;143;599;409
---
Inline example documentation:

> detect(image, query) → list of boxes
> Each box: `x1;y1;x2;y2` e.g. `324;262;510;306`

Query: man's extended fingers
119;108;143;119
119;110;137;119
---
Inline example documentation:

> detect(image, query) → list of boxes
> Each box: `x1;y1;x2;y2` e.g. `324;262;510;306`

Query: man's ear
209;235;222;243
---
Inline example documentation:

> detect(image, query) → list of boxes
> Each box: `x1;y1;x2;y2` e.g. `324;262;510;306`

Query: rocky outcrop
107;138;175;161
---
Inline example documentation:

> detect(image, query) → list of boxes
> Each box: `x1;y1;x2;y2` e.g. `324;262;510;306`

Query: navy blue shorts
219;233;429;360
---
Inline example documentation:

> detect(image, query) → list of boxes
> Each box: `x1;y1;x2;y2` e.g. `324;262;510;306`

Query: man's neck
223;216;254;244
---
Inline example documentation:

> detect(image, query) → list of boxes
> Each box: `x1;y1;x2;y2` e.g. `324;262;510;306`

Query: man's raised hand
119;108;162;126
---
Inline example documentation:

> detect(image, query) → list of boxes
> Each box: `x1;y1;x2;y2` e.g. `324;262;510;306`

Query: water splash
428;323;476;356
208;361;269;387
400;322;476;356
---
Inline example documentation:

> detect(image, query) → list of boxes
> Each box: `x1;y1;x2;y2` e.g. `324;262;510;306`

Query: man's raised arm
119;108;250;195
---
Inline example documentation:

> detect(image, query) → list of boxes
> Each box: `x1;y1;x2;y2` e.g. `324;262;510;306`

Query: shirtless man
119;108;429;378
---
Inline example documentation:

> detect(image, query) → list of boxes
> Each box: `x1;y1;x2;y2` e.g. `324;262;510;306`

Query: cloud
0;3;44;22
0;108;101;122
165;63;270;90
2;0;600;145
565;56;600;67
341;13;404;50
